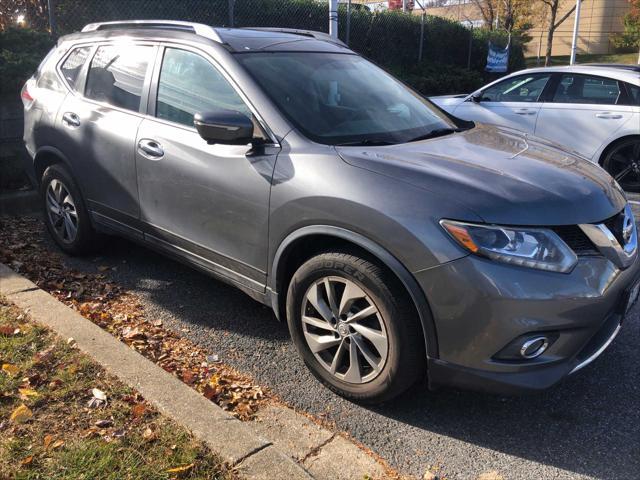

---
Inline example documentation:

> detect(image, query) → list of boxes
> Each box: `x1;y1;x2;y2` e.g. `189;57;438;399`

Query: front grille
553;225;601;256
604;211;626;246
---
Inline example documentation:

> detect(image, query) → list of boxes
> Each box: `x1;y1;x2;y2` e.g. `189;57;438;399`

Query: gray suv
22;21;640;402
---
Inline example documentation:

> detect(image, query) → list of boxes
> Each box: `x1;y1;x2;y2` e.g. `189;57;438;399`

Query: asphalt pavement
52;224;640;480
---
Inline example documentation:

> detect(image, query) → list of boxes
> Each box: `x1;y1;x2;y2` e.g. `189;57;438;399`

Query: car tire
602;137;640;192
41;163;101;255
286;250;425;403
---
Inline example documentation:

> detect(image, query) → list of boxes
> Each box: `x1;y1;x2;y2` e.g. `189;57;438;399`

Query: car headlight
440;220;578;273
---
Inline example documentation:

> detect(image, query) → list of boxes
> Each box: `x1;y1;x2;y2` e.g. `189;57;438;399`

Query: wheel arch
270;225;439;358
598;134;640;166
33;146;74;185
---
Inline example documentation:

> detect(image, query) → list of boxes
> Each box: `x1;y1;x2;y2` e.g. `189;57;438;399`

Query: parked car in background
22;22;640;402
431;66;640;191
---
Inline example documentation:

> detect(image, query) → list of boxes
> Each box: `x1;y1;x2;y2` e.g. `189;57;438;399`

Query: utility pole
346;0;351;46
47;0;57;36
569;0;582;65
329;0;338;39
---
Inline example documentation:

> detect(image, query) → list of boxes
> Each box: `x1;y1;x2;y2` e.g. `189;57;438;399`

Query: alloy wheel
607;141;640;191
46;179;79;244
301;276;388;384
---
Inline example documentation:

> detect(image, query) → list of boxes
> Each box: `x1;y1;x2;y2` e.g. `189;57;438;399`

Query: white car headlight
440;220;578;273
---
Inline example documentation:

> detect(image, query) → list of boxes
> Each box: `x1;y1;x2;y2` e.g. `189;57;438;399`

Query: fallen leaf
95;419;112;428
2;363;20;376
0;325;17;336
477;472;504;480
131;403;146;418
92;388;107;401
50;439;65;450
166;464;194;474
142;427;156;441
18;388;38;398
97;265;110;272
43;434;54;449
10;404;33;423
20;455;33;466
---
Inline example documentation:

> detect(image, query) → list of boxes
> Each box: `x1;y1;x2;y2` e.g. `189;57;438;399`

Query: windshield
235;52;460;145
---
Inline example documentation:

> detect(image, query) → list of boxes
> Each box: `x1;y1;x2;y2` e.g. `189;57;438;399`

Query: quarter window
552;74;621;105
480;74;551;103
60;46;91;91
156;48;251;127
85;45;152;112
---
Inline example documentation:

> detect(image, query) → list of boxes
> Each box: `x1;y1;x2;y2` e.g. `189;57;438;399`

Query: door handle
137;139;164;159
62;112;80;127
515;109;536;115
596;113;623;120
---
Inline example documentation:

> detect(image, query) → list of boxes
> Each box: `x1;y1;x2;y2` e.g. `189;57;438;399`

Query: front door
135;46;277;291
454;73;552;133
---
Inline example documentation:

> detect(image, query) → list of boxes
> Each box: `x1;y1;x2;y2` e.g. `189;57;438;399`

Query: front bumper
416;253;640;395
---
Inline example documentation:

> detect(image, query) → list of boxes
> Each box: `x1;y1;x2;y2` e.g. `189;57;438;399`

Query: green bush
0;27;54;95
393;64;485;96
52;0;524;80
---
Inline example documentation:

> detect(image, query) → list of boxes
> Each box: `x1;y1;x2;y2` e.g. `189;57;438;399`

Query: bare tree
539;0;584;65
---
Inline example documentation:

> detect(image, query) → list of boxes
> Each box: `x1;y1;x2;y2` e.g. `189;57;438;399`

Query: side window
85;45;152;112
625;83;640;106
59;46;91;91
552;74;621;105
156;48;251;127
481;74;551;103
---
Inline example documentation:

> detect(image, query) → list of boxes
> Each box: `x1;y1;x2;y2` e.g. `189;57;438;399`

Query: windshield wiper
335;139;396;147
407;127;467;143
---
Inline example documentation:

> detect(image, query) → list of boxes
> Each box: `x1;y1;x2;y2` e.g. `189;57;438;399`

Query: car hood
336;124;626;226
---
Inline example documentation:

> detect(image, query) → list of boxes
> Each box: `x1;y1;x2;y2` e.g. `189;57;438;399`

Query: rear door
56;42;155;231
135;45;278;291
452;73;552;133
535;73;636;160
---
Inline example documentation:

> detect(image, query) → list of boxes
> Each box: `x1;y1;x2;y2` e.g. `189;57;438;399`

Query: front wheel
602;138;640;192
286;251;425;403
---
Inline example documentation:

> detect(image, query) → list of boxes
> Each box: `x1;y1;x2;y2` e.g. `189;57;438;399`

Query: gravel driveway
51;221;640;480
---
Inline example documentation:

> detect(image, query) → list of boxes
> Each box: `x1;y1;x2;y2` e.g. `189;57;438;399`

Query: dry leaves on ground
0;216;267;419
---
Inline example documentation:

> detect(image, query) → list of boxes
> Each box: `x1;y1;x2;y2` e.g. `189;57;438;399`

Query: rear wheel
286;251;425;403
602;138;640;192
41;164;100;255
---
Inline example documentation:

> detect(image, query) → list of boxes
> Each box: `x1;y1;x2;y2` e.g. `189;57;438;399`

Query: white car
431;65;640;190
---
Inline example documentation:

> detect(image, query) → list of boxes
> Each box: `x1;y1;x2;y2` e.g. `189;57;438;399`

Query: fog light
520;336;549;359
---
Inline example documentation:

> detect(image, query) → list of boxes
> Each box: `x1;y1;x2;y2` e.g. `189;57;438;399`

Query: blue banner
486;41;510;73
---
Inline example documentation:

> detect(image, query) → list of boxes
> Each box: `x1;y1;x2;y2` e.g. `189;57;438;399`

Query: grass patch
526;52;639;68
0;297;235;480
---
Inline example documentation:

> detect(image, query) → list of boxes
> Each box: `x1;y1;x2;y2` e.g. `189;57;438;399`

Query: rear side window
85;45;152;112
60;46;91;91
625;83;640;106
155;47;251;127
552;74;621;105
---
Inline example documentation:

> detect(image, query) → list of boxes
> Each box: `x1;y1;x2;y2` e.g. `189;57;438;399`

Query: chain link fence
2;0;522;74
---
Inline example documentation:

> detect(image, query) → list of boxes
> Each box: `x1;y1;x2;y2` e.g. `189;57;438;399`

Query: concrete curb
0;262;391;479
0;263;312;479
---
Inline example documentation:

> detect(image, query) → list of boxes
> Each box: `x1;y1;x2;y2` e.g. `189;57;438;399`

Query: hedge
1;0;525;96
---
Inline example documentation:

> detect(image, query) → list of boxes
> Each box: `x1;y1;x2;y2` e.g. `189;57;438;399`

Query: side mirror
470;92;483;103
194;109;254;145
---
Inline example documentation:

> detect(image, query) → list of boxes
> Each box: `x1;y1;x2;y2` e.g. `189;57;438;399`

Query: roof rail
81;20;223;43
242;27;347;47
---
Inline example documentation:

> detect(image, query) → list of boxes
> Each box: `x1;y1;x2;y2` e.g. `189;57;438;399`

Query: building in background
424;0;632;57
